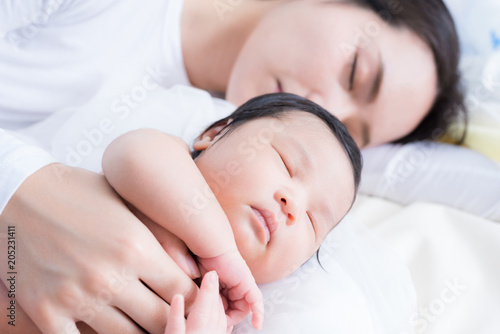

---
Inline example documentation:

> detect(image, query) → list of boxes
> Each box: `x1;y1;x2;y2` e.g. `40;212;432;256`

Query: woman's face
226;1;438;147
194;113;355;283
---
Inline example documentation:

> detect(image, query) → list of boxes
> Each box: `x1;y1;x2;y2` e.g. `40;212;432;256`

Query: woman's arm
0;164;198;334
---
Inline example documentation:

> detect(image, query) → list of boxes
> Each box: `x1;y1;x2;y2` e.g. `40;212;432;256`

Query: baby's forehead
278;111;332;129
264;112;341;144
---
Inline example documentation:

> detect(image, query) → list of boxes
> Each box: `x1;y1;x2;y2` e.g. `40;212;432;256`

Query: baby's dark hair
192;93;362;193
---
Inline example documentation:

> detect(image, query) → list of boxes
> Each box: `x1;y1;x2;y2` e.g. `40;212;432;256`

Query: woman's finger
140;240;199;315
164;295;186;334
113;281;170;334
29;311;80;334
137;210;200;279
83;306;144;334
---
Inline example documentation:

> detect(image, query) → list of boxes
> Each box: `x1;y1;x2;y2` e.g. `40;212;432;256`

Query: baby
0;93;361;334
102;92;362;331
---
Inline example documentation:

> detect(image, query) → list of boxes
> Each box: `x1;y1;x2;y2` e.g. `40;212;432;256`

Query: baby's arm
102;129;263;328
103;129;234;258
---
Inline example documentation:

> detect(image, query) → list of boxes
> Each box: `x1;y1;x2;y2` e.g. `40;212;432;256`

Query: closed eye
307;211;317;241
349;51;358;91
273;146;292;177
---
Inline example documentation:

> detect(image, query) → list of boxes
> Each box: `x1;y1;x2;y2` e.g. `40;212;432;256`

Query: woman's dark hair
192;92;362;193
343;0;467;143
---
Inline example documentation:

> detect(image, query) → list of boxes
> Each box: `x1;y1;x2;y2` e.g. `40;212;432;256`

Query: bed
235;0;500;332
8;0;500;332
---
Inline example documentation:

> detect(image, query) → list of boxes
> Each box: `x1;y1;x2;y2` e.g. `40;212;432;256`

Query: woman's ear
192;119;232;151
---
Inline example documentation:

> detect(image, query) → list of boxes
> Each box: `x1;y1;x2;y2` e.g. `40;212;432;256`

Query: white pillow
444;0;500;56
360;142;500;222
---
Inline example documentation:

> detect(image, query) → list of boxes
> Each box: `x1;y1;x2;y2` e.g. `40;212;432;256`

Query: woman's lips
251;207;278;244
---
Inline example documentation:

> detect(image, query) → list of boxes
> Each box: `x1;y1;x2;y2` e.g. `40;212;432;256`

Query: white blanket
350;195;500;334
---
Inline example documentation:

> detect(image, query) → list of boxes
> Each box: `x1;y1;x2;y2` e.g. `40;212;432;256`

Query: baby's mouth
251;207;278;244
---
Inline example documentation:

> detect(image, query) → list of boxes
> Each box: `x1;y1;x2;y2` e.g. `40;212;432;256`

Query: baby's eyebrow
285;135;312;172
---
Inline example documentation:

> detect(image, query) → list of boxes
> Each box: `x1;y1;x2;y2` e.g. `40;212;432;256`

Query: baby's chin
250;262;302;284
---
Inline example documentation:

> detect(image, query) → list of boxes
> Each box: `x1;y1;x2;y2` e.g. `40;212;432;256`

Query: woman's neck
181;0;282;93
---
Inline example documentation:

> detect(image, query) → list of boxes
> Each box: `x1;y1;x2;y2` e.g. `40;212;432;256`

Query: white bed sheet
350;194;500;334
351;4;500;330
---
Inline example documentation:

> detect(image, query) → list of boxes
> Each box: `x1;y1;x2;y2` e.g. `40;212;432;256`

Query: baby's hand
198;249;264;329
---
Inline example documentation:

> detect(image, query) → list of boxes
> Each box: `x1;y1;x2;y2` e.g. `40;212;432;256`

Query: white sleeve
0;0;68;36
359;142;500;222
0;0;118;37
0;129;56;214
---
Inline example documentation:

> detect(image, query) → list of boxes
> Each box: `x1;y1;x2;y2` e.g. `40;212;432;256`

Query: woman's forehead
241;112;337;139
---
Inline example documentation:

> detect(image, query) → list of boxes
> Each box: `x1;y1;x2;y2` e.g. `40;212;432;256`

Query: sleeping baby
0;93;361;333
102;92;362;331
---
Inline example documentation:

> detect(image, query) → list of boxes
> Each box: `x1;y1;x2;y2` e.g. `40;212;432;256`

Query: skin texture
0;165;196;334
1;272;231;334
0;113;355;333
165;272;231;334
1;0;437;333
194;113;355;283
182;0;438;147
102;129;264;329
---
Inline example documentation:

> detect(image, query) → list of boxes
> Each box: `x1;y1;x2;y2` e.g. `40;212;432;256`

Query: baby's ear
193;119;232;151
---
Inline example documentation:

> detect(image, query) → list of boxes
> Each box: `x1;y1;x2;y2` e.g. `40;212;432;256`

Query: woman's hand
130;206;201;280
165;271;231;334
0;164;198;334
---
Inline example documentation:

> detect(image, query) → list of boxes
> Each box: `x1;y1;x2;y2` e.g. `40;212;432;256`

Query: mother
0;0;462;333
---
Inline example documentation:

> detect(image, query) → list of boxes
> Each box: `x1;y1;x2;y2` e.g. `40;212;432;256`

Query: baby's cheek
250;253;305;284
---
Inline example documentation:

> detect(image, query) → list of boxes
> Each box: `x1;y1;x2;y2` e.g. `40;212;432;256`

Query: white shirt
0;0;188;212
1;0;499;220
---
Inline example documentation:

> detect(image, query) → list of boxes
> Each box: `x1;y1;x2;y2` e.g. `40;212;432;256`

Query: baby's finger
227;281;262;306
227;286;264;329
246;287;264;329
250;302;264;330
248;291;264;329
226;299;251;327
